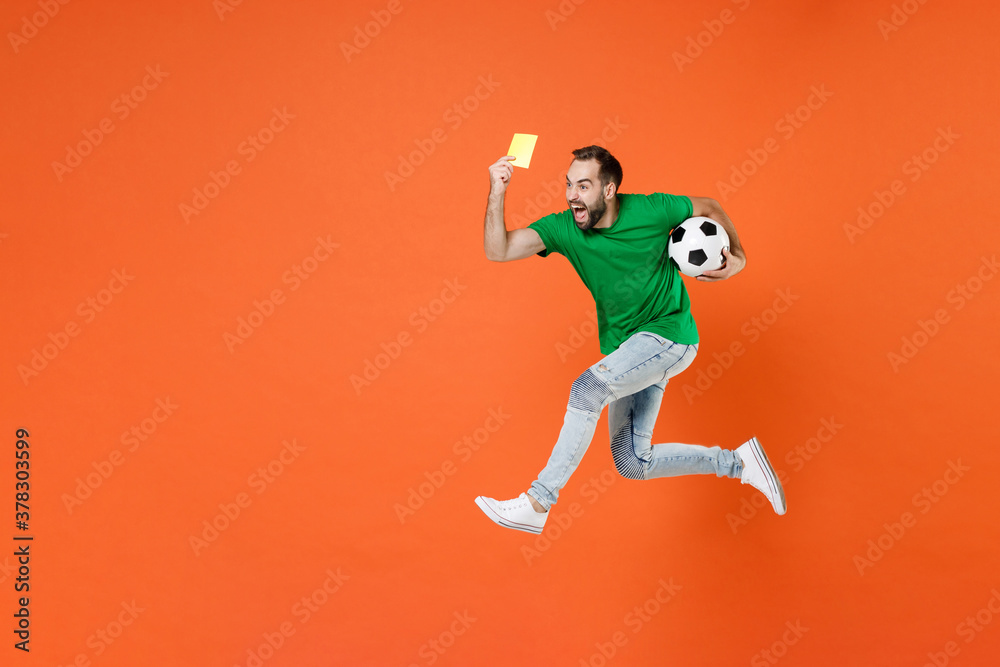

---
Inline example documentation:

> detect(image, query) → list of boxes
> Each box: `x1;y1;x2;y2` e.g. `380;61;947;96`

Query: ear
604;181;617;200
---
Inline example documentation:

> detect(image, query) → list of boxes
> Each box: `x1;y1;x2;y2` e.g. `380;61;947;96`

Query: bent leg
608;381;743;481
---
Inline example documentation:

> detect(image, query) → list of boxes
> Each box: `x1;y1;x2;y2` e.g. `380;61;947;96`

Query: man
475;145;785;534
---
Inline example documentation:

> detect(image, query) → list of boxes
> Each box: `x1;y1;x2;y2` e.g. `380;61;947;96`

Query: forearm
704;200;744;257
483;189;508;261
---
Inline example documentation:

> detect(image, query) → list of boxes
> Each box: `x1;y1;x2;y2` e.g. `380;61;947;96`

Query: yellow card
507;133;538;168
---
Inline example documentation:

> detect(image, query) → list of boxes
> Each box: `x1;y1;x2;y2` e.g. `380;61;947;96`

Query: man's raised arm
689;196;746;282
484;156;545;262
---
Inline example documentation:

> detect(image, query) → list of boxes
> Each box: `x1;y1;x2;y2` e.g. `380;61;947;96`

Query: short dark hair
571;145;623;193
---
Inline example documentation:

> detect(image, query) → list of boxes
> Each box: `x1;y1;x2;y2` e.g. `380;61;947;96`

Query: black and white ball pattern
667;216;730;277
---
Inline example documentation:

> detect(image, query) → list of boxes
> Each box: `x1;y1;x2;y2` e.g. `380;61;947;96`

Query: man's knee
568;368;613;413
612;454;645;480
613;461;645;480
610;422;646;480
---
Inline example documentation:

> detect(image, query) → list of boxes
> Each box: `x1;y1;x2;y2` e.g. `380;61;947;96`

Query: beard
576;198;607;230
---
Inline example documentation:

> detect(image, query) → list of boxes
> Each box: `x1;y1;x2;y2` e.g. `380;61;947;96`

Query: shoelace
499;496;527;511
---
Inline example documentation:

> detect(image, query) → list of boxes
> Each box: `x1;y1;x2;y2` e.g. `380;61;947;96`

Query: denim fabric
527;330;743;510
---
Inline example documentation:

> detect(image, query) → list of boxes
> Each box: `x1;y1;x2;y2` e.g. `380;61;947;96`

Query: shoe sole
474;496;544;534
748;436;787;515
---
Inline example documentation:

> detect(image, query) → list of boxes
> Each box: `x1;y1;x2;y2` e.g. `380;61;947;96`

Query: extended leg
526;366;614;511
476;332;711;533
527;332;696;510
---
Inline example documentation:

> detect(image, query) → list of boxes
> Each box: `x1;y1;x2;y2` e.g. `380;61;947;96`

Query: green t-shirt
528;192;698;354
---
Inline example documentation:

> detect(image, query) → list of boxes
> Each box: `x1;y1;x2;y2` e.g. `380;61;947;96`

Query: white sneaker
474;493;548;534
735;436;787;515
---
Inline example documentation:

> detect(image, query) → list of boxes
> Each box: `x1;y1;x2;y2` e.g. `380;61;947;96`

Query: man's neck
594;195;620;229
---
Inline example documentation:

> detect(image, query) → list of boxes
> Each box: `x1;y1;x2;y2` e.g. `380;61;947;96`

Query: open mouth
571;204;587;223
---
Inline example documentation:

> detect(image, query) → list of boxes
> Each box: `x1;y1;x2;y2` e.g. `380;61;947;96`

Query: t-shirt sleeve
649;193;694;231
527;212;564;258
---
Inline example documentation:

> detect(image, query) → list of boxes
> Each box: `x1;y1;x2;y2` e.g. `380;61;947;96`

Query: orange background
2;0;999;665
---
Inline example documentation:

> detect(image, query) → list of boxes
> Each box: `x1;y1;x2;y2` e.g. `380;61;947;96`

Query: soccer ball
667;216;730;277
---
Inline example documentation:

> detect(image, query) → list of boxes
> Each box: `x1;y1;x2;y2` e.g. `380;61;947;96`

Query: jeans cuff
526;488;551;512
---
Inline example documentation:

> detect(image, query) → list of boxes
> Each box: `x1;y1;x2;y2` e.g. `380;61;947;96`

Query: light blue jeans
527;330;744;511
